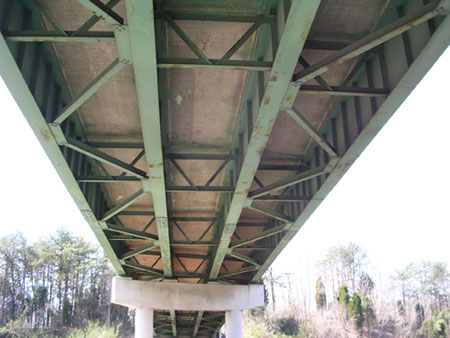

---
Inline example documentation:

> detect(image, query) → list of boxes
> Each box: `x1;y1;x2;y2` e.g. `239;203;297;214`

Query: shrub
66;321;120;338
271;315;299;336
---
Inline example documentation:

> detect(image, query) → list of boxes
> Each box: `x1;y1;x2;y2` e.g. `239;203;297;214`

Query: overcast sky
0;46;448;288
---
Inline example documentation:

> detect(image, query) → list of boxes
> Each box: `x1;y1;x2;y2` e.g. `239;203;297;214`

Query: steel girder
208;0;322;280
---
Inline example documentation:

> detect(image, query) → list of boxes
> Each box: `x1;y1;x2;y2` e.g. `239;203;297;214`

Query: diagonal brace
121;242;158;260
106;224;158;240
53;58;125;124
217;16;266;64
230;223;288;249
163;13;212;65
73;0;121;36
248;203;292;223
228;251;259;266
283;107;338;157
102;189;146;221
292;0;445;84
65;137;147;178
76;0;124;26
248;165;325;198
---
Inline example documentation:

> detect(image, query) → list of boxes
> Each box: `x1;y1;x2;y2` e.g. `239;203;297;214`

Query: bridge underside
1;0;449;336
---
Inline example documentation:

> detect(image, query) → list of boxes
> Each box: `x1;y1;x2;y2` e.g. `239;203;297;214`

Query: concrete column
226;309;242;338
135;308;153;338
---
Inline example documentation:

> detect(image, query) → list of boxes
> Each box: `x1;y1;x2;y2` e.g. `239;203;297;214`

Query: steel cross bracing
1;0;449;336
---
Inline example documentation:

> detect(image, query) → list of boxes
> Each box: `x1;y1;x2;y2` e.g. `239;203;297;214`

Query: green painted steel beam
64;138;147;178
106;224;158;240
248;203;292;223
154;11;275;23
254;195;311;202
0;32;125;275
218;266;258;279
77;176;140;183
87;141;144;149
299;85;390;97
53;58;125;124
171;242;218;247
125;0;172;277
292;0;446;84
4;30;116;42
258;163;305;171
121;242;158;260
166;153;237;160
73;0;121;35
76;0;124;27
123;261;163;276
157;58;272;71
170;310;177;337
252;9;450;283
101;189;146;221
163;13;212;65
248;165;325;198
208;0;321;280
283;107;338;157
167;186;234;192
193;311;204;337
230;223;288;249
218;16;266;64
77;176;235;191
34;1;66;35
228;251;259;266
4;30;346;52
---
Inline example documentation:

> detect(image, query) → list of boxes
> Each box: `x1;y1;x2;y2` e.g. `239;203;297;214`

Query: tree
359;273;375;296
414;303;425;331
315;277;327;310
337;285;350;308
319;243;368;295
392;263;416;311
0;229;132;336
348;293;364;332
362;295;376;338
263;268;284;312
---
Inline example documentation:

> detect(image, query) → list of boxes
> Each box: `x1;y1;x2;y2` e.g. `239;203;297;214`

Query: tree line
247;242;450;338
0;229;132;337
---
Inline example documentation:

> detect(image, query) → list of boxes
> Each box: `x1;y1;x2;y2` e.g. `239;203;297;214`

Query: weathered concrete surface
135;308;154;338
226;310;243;338
111;277;264;311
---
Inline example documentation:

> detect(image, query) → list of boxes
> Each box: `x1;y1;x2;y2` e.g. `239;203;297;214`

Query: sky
274;46;450;289
0;45;448;289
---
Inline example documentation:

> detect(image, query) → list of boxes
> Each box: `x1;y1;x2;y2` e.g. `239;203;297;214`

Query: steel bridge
1;0;449;336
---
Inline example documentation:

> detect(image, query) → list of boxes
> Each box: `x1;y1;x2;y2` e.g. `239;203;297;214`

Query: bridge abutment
111;277;264;337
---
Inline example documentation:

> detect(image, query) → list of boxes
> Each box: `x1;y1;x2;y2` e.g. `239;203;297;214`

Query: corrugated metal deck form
1;0;449;336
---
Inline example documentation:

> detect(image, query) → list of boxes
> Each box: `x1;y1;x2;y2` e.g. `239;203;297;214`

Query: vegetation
0;230;448;337
0;229;132;337
245;243;450;338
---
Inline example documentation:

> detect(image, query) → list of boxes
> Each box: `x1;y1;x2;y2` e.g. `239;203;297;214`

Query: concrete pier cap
111;276;264;311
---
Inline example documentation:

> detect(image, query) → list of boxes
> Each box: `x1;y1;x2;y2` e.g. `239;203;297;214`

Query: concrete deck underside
1;0;449;336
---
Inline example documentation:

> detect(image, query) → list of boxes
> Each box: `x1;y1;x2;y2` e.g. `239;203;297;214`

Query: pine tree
348;293;364;332
337;285;350;308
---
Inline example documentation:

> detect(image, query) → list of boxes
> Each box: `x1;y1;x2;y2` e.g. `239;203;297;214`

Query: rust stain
269;74;278;82
263;96;271;106
40;128;50;142
148;162;163;168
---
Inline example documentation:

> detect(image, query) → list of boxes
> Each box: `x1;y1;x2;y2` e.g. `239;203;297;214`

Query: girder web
1;0;449;335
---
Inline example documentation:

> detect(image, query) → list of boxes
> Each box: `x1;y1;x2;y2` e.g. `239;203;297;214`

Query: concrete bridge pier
111;277;264;337
135;308;154;338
